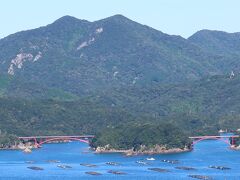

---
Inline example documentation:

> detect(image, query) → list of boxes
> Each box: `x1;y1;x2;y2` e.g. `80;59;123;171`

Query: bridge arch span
38;137;89;146
192;137;231;146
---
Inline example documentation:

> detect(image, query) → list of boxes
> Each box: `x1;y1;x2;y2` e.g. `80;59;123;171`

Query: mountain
1;15;239;98
188;30;240;72
1;15;240;145
189;30;240;55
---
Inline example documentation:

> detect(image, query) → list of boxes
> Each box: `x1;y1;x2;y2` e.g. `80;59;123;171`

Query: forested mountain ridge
0;15;240;98
189;30;240;55
188;30;240;72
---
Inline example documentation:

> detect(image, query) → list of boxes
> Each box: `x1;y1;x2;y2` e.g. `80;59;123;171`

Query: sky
0;0;239;39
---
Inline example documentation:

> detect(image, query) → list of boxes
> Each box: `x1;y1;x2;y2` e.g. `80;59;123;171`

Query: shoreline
0;140;72;151
94;145;192;156
0;142;192;155
230;145;240;151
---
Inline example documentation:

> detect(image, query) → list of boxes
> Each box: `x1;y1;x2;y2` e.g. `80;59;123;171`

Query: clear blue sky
1;0;239;38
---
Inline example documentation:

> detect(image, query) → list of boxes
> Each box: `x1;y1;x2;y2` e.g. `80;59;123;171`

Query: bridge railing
189;135;240;146
189;135;239;139
18;135;95;139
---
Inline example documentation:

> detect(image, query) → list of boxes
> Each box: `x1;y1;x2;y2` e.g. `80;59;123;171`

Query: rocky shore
0;142;37;152
94;144;192;156
0;140;72;152
1;141;192;155
230;145;240;150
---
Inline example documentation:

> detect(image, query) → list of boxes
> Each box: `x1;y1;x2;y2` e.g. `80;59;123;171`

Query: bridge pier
231;137;235;145
33;138;40;147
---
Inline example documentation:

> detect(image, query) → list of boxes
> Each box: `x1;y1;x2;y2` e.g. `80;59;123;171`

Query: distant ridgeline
1;15;240;149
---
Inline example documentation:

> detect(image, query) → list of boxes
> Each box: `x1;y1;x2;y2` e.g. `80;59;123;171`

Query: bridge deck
189;135;239;139
18;135;95;139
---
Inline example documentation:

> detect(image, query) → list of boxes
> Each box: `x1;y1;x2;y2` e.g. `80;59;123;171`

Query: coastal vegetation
0;130;18;148
91;123;192;153
0;97;193;150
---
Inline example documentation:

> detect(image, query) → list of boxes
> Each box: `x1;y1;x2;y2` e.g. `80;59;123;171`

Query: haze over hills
1;15;240;146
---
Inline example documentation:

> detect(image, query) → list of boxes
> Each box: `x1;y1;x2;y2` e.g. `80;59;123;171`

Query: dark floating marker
209;165;231;170
148;168;170;173
80;163;97;167
189;175;212;180
85;171;102;176
107;170;127;175
27;166;44;171
175;166;196;170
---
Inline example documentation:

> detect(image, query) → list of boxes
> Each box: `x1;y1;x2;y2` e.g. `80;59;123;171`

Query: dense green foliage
88;74;240;133
1;74;240;149
0;130;18;148
0;98;139;136
91;123;191;150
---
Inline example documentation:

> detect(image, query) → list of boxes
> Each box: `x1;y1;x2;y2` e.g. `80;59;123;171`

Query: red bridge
189;135;239;146
18;135;95;147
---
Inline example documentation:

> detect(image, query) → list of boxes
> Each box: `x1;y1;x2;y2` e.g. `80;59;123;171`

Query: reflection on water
0;138;240;179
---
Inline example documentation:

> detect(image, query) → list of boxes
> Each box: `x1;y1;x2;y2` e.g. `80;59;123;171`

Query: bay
0;138;240;179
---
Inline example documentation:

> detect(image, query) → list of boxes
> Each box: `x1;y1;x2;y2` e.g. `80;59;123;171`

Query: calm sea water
0;138;240;179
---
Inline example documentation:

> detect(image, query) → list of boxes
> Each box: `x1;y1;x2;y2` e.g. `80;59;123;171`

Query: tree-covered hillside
87;74;240;132
0;15;240;98
91;123;191;151
1;74;240;149
0;98;138;136
0;97;192;149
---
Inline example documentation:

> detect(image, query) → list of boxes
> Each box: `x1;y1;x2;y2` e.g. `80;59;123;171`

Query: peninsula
90;123;192;155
